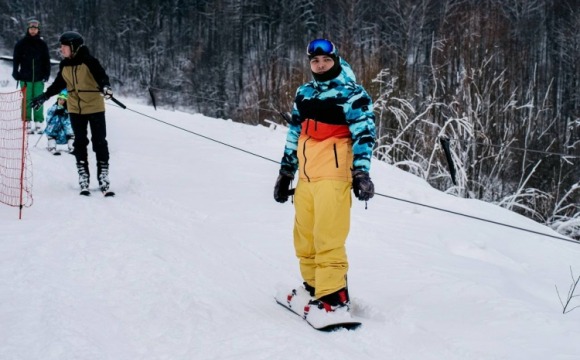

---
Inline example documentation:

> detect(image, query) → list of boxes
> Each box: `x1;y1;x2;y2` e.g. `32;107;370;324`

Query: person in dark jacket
12;19;51;134
30;31;114;196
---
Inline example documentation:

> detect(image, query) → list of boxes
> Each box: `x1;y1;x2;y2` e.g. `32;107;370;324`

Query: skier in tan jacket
31;31;114;196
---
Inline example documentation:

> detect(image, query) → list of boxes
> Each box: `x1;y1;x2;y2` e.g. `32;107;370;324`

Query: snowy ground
1;69;580;360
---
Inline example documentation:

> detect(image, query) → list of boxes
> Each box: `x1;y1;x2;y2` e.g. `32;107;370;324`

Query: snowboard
275;287;361;331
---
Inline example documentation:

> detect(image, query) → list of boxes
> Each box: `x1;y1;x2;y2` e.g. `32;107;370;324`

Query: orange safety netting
0;88;33;215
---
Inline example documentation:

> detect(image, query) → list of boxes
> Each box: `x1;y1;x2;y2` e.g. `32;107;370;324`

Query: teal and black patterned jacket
280;58;375;182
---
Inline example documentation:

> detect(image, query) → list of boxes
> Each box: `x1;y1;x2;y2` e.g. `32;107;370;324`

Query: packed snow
1;67;579;360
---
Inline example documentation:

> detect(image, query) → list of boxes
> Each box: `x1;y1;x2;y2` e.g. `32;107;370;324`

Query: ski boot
77;161;90;196
97;161;114;197
26;121;34;135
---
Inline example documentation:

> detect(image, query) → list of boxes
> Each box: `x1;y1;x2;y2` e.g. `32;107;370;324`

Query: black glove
12;72;20;81
352;171;375;201
53;107;65;116
101;86;113;100
274;171;294;203
30;93;48;110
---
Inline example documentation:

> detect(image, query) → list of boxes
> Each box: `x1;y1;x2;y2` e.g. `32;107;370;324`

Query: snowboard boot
276;283;315;314
77;161;90;194
307;288;350;313
97;161;110;193
35;123;43;134
302;288;355;330
47;138;57;153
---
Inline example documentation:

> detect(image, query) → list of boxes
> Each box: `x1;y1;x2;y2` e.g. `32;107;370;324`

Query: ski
79;190;90;196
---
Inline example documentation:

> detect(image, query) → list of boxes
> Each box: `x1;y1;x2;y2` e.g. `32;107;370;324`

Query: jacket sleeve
346;87;376;172
41;41;51;81
44;65;67;98
85;56;110;90
12;42;21;80
279;93;302;176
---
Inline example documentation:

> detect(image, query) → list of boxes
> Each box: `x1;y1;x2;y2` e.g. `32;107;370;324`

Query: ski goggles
307;39;336;57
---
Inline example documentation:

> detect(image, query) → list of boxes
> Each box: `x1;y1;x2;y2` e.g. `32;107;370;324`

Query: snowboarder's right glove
53;107;65;116
30;93;48;110
352;170;375;201
274;171;294;203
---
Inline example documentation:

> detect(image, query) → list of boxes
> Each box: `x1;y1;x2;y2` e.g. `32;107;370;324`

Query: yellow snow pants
293;179;351;299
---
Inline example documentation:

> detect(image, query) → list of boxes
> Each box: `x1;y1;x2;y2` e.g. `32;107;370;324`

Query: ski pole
33;131;45;148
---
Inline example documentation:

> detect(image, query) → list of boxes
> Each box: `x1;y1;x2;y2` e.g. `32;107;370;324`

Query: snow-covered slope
1;65;579;360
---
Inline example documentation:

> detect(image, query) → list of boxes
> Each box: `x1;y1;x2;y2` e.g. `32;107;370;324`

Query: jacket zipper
302;137;311;182
72;65;81;114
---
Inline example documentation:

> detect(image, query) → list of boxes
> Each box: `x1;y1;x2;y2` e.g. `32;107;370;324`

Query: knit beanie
27;19;40;28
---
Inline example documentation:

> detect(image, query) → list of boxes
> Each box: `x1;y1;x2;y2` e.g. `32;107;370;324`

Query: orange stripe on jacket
301;118;351;140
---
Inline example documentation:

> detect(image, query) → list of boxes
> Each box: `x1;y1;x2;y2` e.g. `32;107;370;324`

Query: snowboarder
30;31;114;196
274;39;376;320
12;18;51;134
45;90;74;155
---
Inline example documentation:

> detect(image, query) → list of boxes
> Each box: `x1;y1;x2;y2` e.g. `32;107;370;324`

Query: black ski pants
69;111;109;164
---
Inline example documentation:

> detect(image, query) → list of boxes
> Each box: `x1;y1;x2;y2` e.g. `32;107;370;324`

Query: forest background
0;0;578;238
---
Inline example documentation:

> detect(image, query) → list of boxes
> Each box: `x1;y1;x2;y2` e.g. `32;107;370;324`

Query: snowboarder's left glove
274;171;294;203
101;86;113;100
54;107;65;116
30;93;48;110
352;170;374;201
